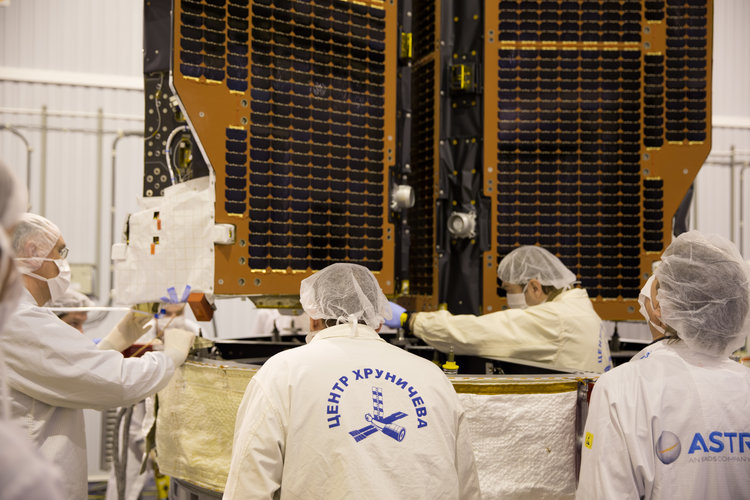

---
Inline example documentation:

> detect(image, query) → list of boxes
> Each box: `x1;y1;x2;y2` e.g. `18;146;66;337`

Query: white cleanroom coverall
3;289;178;500
629;337;669;362
412;288;611;373
577;341;750;499
223;323;481;500
0;418;64;500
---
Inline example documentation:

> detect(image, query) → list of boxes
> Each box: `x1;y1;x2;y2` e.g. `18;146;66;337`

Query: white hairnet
47;289;94;309
299;263;391;329
497;245;577;289
11;213;61;273
655;230;750;357
0;160;27;231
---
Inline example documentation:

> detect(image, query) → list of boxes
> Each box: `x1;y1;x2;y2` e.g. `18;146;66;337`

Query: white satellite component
390;184;415;212
447;211;477;239
112;176;225;304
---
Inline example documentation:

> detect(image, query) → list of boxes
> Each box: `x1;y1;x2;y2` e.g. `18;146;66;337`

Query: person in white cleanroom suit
391;245;611;373
0;161;64;500
223;263;481;500
577;231;750;499
3;212;196;500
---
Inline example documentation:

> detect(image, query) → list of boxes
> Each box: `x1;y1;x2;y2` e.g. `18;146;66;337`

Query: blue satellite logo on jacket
324;367;429;443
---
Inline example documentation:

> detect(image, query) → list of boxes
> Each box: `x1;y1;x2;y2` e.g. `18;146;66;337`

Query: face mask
24;258;71;304
637;276;656;321
637;294;649;322
506;293;526;309
638;276;666;336
506;282;530;309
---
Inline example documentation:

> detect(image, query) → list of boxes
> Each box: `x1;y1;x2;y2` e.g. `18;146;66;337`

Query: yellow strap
451;381;579;395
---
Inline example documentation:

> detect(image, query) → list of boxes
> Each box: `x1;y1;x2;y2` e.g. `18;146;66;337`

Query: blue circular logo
655;431;681;464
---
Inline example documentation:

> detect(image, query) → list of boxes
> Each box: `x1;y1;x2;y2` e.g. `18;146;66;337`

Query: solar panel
171;0;397;296
401;0;712;320
349;425;378;442
165;0;712;320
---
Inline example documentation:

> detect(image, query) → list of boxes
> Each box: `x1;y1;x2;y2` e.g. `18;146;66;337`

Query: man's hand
384;302;407;329
97;312;152;351
163;328;196;366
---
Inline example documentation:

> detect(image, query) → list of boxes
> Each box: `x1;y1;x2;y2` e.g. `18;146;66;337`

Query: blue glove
384;302;407;329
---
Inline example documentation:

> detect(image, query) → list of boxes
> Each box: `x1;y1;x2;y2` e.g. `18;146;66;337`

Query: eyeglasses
59;247;69;259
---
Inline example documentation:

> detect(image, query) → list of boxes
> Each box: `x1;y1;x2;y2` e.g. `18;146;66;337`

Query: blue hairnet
655;231;750;357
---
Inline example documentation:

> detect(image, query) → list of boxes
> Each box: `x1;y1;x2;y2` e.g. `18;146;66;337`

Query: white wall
697;0;750;251
0;0;144;326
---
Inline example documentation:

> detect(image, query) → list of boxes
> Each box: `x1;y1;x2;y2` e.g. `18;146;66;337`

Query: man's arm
4;311;175;410
410;306;562;360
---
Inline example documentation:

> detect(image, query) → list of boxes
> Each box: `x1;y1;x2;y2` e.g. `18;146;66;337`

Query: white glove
97;312;152;351
155;314;187;335
163;328;195;366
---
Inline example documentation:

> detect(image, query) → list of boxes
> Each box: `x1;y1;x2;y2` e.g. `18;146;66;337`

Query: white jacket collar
309;323;384;343
667;338;728;365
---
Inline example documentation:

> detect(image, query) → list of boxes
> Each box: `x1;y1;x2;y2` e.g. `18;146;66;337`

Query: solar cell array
169;0;711;318
485;0;710;316
172;0;396;294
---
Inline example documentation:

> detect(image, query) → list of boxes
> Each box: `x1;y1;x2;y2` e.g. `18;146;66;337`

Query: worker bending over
392;245;611;373
224;263;481;499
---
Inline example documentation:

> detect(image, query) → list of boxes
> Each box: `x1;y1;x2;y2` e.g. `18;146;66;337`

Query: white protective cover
459;390;578;499
112;177;217;305
156;360;260;492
